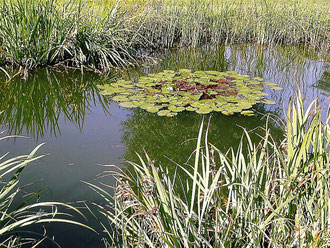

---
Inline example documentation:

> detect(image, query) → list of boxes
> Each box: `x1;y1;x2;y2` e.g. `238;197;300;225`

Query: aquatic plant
99;69;282;116
0;133;94;246
0;0;139;72
87;91;330;247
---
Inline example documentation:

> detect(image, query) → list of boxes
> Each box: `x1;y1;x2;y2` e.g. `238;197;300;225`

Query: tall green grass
0;0;140;72
139;0;329;49
87;91;329;247
0;133;94;246
0;0;328;72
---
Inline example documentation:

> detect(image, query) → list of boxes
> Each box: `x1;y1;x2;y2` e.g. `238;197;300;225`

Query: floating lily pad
241;110;255;116
119;102;137;108
99;69;281;117
262;99;276;105
270;86;283;90
169;106;185;112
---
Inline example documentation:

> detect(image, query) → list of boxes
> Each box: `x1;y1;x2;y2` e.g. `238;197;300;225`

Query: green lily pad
253;77;264;82
146;106;162;113
186;106;197;111
269;86;283;90
140;103;156;109
241;110;255;116
169;106;185;112
262;99;276;105
112;95;129;102
119;102;137;108
99;69;281;117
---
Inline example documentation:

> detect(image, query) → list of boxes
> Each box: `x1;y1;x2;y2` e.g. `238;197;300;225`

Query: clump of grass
0;0;78;70
88;90;329;247
0;0;140;72
140;0;329;50
0;133;94;246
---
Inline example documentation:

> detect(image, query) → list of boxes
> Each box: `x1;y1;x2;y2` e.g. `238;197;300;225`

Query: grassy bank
0;0;329;73
88;91;330;247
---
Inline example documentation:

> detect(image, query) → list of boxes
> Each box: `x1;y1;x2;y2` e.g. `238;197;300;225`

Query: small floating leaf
157;110;171;116
146;107;162;113
140;103;155;109
262;99;276;105
186;106;197;111
112;95;129;102
270;86;283;90
119;102;137;108
196;106;212;114
179;69;191;73
241;110;255;116
253;77;264;82
169;106;185;112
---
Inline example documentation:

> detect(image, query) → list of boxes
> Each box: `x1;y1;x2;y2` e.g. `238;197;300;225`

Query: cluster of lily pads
98;69;282;117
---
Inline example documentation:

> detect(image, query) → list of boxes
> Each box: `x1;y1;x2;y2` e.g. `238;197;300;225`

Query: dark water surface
0;45;328;247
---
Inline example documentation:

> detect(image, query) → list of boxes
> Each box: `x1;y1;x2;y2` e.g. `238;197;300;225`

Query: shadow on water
0;44;328;247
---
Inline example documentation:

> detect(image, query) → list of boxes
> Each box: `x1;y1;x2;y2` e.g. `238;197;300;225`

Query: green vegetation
0;0;328;72
0;134;94;246
0;69;111;138
88;91;330;247
0;0;138;72
99;69;282;116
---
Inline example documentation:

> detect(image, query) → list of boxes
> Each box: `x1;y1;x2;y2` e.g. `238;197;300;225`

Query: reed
87;91;329;247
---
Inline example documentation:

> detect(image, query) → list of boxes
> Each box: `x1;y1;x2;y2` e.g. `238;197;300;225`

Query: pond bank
0;0;329;73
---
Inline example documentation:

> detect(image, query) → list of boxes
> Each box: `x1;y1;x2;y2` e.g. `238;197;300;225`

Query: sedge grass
87;90;329;247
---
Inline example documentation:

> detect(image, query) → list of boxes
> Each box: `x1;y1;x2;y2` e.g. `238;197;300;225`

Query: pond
0;44;328;247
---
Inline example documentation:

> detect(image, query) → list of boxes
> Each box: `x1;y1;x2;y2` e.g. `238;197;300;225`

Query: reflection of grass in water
314;71;330;96
120;106;283;173
0;69;111;138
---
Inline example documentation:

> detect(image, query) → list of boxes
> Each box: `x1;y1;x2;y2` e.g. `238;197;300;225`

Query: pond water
0;44;329;247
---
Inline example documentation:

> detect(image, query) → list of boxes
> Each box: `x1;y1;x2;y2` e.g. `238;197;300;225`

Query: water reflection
314;70;330;96
121;107;284;172
0;69;111;138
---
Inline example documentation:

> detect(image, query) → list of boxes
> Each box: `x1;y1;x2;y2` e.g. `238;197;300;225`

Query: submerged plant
99;69;282;116
87;91;329;247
